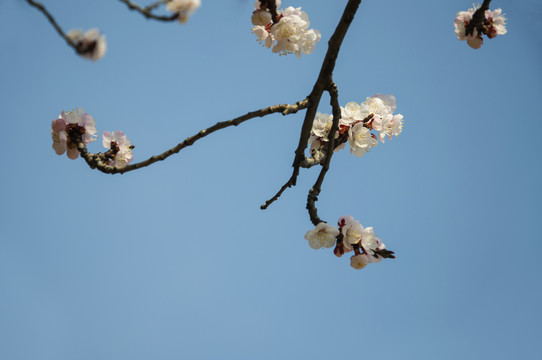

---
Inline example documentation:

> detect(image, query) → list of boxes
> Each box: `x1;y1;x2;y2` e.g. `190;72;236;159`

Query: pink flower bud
487;26;498;39
334;243;344;258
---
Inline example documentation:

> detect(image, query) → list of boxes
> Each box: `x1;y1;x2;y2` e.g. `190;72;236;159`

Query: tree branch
263;0;363;209
465;0;492;37
74;100;309;174
259;0;280;24
119;0;179;22
306;82;341;226
25;0;79;51
145;0;169;12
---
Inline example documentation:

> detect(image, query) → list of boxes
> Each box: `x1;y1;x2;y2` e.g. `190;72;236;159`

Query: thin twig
292;0;363;181
145;0;168;12
25;0;78;50
75;100;309;174
119;0;178;21
260;177;295;210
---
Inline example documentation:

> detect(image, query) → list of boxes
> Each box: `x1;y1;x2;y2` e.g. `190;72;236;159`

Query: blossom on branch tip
334;216;394;270
51;109;97;159
102;131;134;168
66;29;106;61
251;3;321;57
454;6;506;49
485;9;507;38
304;222;340;250
166;0;201;23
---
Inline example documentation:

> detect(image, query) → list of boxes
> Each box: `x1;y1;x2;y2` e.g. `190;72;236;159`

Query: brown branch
263;0;280;24
465;0;492;37
119;0;179;21
263;0;363;209
145;0;168;12
25;0;79;51
306;82;341;226
260;178;295;210
75;100;309;174
300;148;325;168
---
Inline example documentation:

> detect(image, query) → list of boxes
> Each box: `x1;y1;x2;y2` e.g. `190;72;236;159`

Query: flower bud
487;26;498;39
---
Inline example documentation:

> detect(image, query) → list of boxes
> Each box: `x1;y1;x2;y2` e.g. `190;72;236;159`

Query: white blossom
66;29;106;61
350;254;370;270
167;0;201;23
251;4;320;57
252;26;273;48
312;112;333;139
348;123;377;157
252;10;272;26
338;215;363;252
304;223;340;250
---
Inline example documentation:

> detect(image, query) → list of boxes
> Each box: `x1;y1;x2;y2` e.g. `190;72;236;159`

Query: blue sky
1;0;541;359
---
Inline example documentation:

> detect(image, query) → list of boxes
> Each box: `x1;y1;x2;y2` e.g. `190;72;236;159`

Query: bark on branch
74;100;309;174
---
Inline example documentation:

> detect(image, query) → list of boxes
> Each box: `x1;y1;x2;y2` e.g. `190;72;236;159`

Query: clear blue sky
1;0;541;359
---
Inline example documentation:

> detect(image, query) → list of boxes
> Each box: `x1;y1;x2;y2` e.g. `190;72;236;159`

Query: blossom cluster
251;0;321;57
454;7;507;49
66;29;107;61
166;0;201;23
51;109;133;168
309;94;404;158
304;216;395;270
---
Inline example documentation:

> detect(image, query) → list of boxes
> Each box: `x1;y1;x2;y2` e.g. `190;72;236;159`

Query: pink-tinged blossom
102;131;133;168
51;109;97;160
454;7;506;49
467;30;484;49
485;8;507;38
330;216;395;269
66;29;107;61
166;0;201;23
453;9;484;49
454;10;475;41
304;222;340;250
